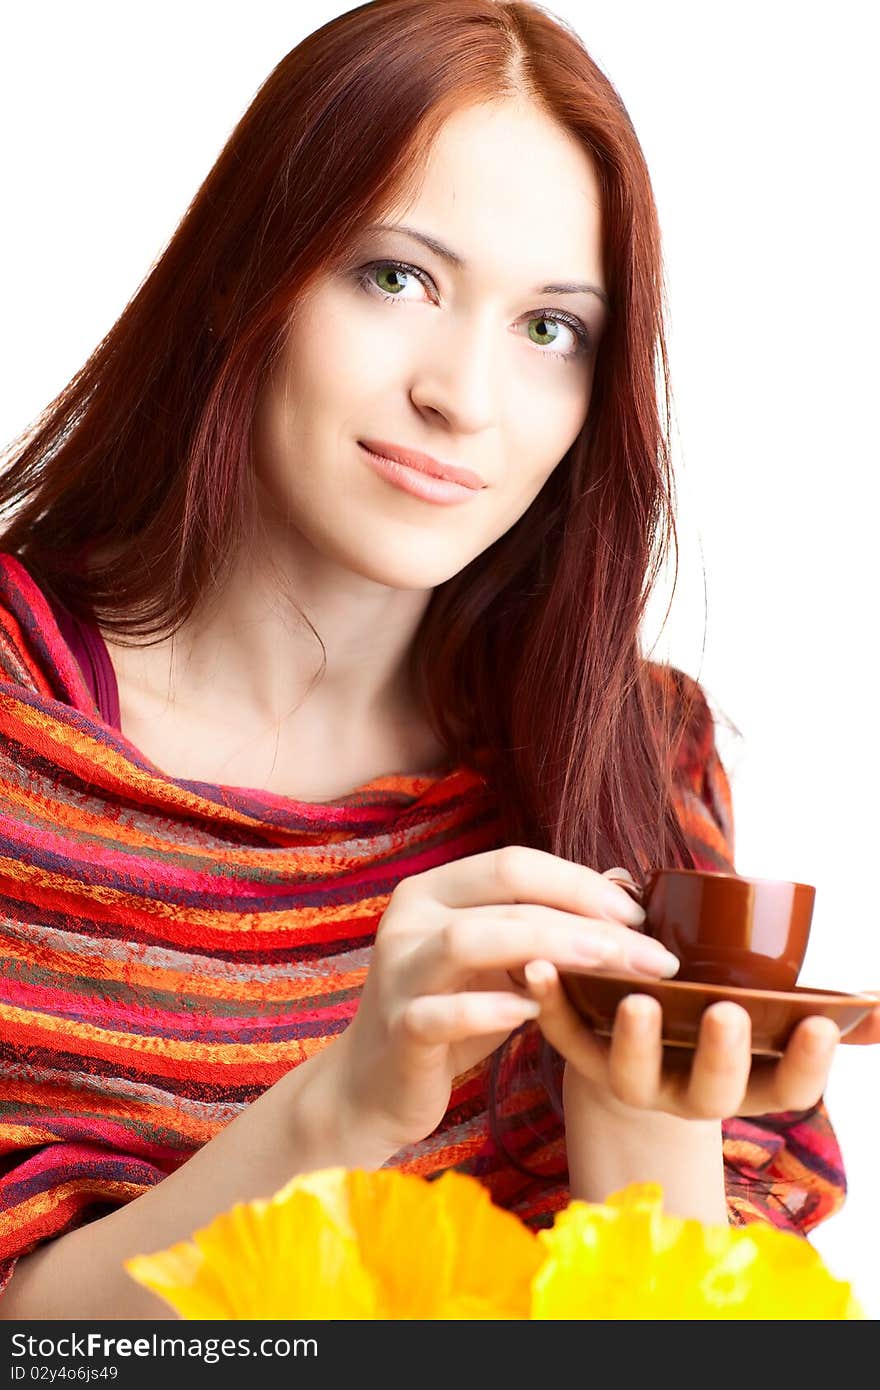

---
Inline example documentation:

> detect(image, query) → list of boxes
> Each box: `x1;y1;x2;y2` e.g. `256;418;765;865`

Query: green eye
356;258;592;359
374;265;412;295
528;317;565;349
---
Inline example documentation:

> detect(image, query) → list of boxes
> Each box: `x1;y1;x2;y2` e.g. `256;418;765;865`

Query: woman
0;0;874;1320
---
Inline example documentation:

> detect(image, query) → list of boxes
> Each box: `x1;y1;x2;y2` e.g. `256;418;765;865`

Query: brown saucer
560;970;877;1057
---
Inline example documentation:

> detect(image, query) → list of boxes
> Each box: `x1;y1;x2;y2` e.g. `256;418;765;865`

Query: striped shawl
0;552;845;1297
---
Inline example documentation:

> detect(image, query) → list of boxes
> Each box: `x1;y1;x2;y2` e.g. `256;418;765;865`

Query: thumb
524;959;608;1084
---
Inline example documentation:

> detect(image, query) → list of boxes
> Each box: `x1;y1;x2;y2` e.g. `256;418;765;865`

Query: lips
358;439;486;490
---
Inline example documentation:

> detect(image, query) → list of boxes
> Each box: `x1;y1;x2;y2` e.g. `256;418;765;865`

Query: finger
411;844;648;927
684;1002;753;1119
400;904;678;998
740;1016;840;1115
603;867;643;900
398;991;541;1047
771;1016;841;1110
523;959;609;1084
607;993;664;1108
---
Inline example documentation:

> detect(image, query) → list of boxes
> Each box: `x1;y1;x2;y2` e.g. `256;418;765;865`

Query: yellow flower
124;1169;376;1320
531;1183;863;1320
124;1167;543;1320
125;1172;862;1320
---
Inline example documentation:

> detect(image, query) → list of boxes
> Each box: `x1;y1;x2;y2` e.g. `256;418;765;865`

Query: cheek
490;373;593;529
507;372;591;477
283;317;367;408
511;337;594;412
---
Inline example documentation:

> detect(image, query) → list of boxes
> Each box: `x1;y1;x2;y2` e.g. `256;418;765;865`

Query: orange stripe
0;936;369;1002
0;772;430;872
0;854;392;937
0;1001;332;1069
0;693;448;833
0;1097;221;1149
0;1181;145;1258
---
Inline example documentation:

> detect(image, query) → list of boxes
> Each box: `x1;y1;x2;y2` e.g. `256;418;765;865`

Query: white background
1;1;877;1316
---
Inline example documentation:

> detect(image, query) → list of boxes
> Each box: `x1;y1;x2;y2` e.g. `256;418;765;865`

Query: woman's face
253;99;608;591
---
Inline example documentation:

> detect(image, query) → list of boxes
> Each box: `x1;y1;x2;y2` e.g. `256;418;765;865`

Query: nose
408;313;498;434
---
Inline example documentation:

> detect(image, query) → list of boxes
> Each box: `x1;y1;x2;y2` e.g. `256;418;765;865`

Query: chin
337;538;474;591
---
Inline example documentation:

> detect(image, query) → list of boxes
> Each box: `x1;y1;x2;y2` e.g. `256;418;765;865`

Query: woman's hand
522;957;841;1122
329;847;679;1156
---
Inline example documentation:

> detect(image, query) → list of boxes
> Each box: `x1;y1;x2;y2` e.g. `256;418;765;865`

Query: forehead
384;101;604;281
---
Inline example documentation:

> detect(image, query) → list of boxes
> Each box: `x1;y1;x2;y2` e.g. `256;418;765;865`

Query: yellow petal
694;1221;864;1320
433;1171;543;1316
125;1184;376;1319
125;1241;234;1321
531;1183;863;1320
338;1168;538;1318
269;1166;357;1239
126;1168;540;1321
126;1172;862;1322
341;1168;454;1317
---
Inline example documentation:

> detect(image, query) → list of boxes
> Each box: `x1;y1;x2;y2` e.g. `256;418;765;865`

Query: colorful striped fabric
0;551;845;1300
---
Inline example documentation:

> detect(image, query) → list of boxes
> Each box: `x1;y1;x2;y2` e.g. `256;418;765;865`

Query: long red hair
0;0;706;867
0;0;731;1164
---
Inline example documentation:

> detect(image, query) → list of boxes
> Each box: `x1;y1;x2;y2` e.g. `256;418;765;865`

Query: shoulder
0;551;43;685
643;660;722;785
0;550;79;699
643;660;737;869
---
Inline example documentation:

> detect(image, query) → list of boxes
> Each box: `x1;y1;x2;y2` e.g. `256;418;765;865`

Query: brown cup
635;869;815;991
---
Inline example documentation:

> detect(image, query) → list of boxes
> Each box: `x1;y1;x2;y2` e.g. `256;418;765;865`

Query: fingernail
606;869;639;891
707;1001;749;1040
525;960;556;990
602;884;646;927
804;1021;840;1056
626;937;679;978
621;994;661;1030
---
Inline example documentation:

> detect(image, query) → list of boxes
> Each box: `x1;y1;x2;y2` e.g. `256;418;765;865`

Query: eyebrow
368;221;610;306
